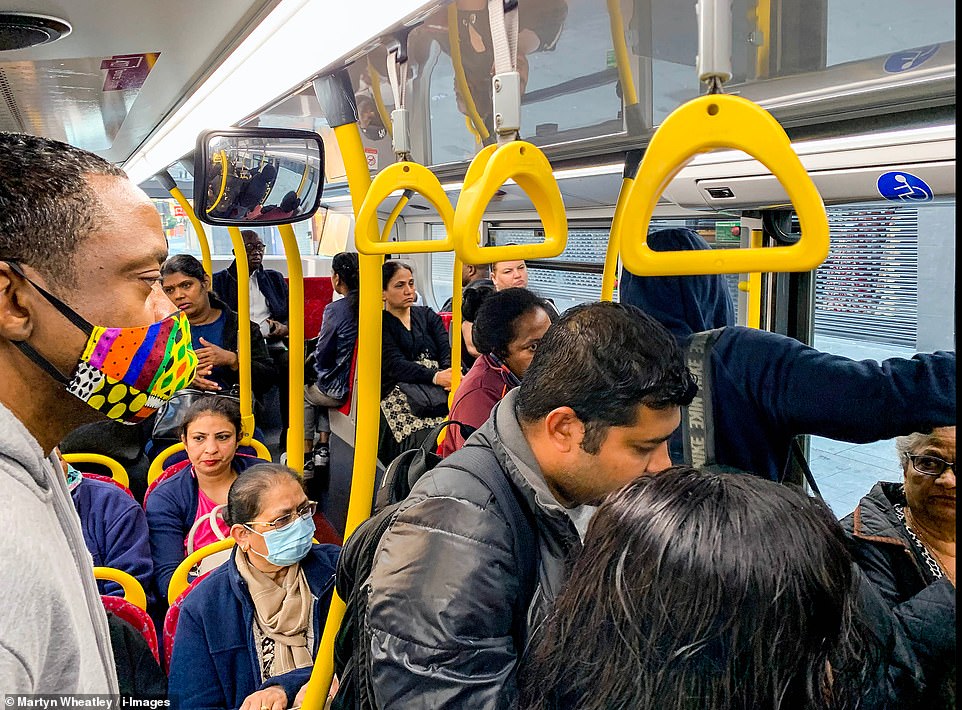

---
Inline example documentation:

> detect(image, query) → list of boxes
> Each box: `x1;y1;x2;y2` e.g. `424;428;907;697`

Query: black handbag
397;381;449;418
150;387;241;443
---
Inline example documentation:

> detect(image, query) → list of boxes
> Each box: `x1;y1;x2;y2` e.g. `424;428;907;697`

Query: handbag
150;387;241;443
397;381;449;418
185;505;233;577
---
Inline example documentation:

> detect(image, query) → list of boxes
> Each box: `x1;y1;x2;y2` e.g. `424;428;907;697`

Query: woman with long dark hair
303;252;360;487
520;467;879;710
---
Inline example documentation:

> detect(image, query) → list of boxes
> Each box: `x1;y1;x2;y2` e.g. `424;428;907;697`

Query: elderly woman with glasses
168;463;339;710
841;426;956;707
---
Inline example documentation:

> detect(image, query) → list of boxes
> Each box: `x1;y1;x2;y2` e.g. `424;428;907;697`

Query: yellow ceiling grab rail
62;452;130;489
617;94;829;276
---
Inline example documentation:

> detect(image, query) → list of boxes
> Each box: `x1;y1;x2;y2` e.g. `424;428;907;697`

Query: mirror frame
193;127;325;227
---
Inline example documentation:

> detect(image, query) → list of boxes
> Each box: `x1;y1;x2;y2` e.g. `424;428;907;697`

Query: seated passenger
378;260;453;463
56;448;156;608
303;252;359;486
146;396;267;599
161;254;274;402
168;463;340;710
841;426;956;705
619;227;956;480
441;288;554;456
519;466;883;710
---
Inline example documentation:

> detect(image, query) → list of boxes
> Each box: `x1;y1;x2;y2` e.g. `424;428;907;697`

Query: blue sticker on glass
876;172;933;202
884;45;940;73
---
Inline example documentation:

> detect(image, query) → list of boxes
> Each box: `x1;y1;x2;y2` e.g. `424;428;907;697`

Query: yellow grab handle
62;453;130;489
454;141;567;265
618;94;829;276
355;163;456;255
93;567;147;611
167;538;235;606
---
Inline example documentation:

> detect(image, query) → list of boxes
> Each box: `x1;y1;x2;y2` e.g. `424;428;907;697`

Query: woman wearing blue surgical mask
168;463;340;710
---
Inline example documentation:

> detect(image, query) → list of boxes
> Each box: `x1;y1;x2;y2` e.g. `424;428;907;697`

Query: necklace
897;505;947;581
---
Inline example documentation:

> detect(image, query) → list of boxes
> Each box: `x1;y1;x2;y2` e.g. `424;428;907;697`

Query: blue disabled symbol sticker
883;45;939;73
877;171;933;202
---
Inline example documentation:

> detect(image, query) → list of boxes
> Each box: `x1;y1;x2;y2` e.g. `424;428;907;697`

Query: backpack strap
457;445;538;651
680;328;725;467
783;437;823;499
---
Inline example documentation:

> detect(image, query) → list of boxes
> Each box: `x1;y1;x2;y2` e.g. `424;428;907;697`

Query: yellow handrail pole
169;187;213;278
601;150;643;301
206;151;229;214
226;226;256;443
747;229;763;328
301;121;379;710
381;190;412;242
448;3;490;141
606;0;639;107
277;223;305;473
367;60;394;140
449;253;465;398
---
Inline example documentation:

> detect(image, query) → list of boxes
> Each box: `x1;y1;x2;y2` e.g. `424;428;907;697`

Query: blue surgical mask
247;514;315;567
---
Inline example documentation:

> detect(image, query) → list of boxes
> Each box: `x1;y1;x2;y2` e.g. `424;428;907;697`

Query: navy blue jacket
620;227;957;481
213;261;290;327
312;296;358;401
145;455;267;599
71;477;156;607
168;545;340;710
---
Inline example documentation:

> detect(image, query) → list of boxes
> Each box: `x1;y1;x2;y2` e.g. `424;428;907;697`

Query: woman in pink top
146;396;268;599
442;288;555;456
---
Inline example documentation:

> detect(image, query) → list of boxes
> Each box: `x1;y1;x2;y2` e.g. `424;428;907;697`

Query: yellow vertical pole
276;223;305;473
747;229;763;329
601;177;631;301
449;254;464;397
168;186;213;278
226;226;255;442
300;121;380;710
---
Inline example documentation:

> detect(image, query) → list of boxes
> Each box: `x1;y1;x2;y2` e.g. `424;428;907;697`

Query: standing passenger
441;288;554;456
0;132;197;692
359;302;695;707
440;261;493;372
619;227;956;481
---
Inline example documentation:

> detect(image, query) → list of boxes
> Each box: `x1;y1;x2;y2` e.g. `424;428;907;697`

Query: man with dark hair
0;132;197;691
440;261;494;372
212;229;291;448
361;301;695;707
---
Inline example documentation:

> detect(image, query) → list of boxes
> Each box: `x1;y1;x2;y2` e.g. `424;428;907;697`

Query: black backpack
331;420;539;710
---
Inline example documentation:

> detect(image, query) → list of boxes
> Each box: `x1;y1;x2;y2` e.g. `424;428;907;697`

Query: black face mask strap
10;339;70;384
2;260;94;335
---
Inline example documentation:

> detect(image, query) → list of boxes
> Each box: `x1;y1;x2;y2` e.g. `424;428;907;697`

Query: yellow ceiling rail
367;60;394;141
453;141;567;264
617;94;829;276
62;452;129;489
355;164;455;255
277;223;305;473
93;567;148;611
226;225;257;443
448;3;490;141
300;119;380;710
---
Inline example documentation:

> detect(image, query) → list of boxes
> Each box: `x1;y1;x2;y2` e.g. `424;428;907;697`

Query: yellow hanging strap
277;223;305;473
617;94;828;276
226;226;256;443
299;121;379;710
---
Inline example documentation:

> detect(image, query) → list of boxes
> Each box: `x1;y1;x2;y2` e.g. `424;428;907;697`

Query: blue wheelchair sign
877;172;933;202
884;45;939;73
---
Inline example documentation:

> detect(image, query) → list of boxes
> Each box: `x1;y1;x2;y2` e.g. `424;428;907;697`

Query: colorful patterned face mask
5;261;197;424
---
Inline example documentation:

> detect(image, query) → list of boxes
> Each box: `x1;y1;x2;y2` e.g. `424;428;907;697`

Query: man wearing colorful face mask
0;132;198;693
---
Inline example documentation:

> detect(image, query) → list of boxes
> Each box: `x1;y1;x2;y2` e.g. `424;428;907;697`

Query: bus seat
297;276;335;339
167;538;235;606
63;452;130;489
162;574;210;675
142;459;191;510
82;472;136;500
438;311;453;332
93;566;148;611
336;344;359;417
102;594;161;666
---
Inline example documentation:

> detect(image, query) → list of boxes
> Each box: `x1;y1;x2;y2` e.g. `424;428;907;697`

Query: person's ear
0;264;35;341
230;523;251;551
543;407;584;454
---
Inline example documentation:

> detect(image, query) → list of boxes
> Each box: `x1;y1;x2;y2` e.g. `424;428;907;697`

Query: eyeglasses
246;500;317;530
244;244;267;253
907;454;956;477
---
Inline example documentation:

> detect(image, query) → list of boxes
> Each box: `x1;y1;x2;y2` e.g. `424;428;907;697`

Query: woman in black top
378;261;452;463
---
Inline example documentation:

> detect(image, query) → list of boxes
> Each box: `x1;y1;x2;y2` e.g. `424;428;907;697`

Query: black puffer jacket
841;482;956;707
364;388;588;709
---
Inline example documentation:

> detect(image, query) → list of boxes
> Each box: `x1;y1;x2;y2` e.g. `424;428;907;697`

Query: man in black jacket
363;302;697;708
212;229;290;448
